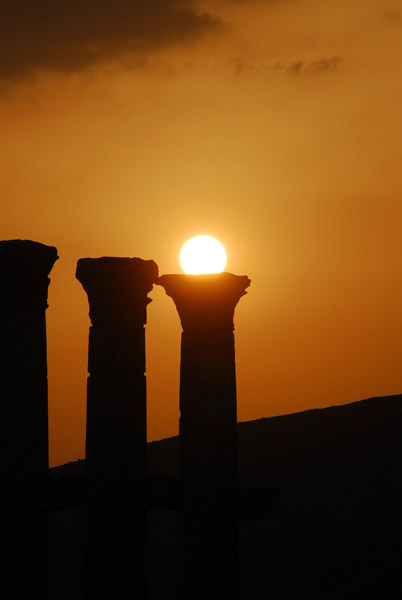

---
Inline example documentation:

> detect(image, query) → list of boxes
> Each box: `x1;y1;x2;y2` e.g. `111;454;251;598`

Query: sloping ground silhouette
51;394;402;598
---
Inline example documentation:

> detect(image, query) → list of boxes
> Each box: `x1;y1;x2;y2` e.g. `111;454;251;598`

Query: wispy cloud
287;56;341;74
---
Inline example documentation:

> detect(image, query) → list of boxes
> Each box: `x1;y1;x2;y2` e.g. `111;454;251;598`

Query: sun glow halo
180;235;227;274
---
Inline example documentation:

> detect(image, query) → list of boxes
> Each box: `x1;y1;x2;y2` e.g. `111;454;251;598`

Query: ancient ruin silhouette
0;239;58;598
76;257;158;599
158;273;250;599
1;239;401;599
0;240;58;477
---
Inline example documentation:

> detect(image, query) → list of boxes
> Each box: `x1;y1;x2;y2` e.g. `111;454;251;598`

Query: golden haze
0;0;401;466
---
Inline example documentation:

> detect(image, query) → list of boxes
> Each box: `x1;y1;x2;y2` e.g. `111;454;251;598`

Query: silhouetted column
0;239;58;599
158;272;250;600
76;257;158;600
0;240;58;477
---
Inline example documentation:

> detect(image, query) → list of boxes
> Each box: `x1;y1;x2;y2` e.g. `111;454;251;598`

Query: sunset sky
1;0;401;467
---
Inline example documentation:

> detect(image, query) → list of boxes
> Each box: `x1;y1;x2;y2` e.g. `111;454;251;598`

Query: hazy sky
1;0;401;467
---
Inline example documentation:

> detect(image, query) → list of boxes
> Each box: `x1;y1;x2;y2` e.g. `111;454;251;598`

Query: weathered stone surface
88;323;145;374
157;272;250;491
75;256;158;481
76;256;157;600
158;271;250;600
179;330;237;491
0;376;49;478
0;239;58;309
0;239;58;476
158;272;250;331
0;240;57;598
85;373;147;481
76;257;158;325
0;239;58;272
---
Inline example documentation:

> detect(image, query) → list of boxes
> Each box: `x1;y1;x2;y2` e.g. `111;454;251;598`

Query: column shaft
86;323;147;481
158;272;250;600
0;239;58;599
76;256;158;600
179;329;237;491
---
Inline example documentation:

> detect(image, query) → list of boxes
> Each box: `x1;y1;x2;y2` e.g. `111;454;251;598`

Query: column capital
76;257;158;325
0;239;58;309
158;272;250;331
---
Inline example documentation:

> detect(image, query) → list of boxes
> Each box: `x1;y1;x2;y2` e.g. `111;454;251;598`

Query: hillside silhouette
50;394;402;599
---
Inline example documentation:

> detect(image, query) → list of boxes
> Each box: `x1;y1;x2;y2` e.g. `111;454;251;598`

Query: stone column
0;239;58;477
0;239;58;598
158;272;250;600
76;256;158;600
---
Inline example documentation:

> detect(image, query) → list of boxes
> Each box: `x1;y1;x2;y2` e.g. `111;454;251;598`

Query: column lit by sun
179;235;227;274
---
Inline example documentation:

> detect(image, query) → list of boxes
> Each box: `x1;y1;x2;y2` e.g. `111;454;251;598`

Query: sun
180;235;227;274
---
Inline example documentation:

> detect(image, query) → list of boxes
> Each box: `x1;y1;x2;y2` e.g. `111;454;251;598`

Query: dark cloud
224;0;288;3
0;0;220;80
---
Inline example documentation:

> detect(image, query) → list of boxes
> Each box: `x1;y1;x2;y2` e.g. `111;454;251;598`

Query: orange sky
1;0;401;467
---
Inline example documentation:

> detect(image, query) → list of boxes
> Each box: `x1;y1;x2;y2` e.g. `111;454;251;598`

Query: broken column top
0;239;59;308
158;272;250;331
76;257;159;325
0;239;59;275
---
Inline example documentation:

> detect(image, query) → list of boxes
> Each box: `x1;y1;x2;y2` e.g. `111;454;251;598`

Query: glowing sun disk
180;236;227;274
